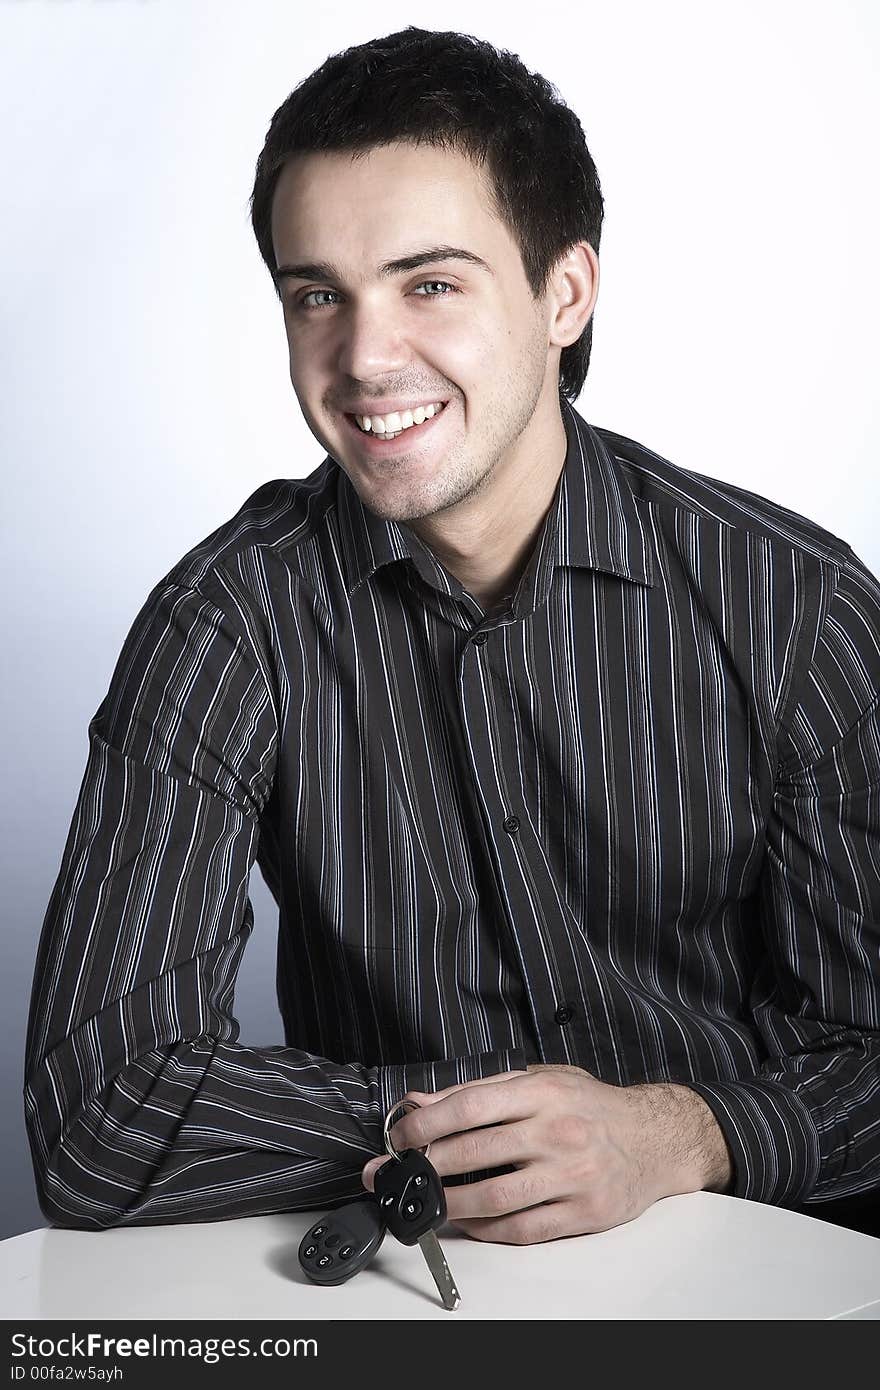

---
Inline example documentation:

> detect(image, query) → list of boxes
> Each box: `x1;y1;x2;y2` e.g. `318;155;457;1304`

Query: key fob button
403;1198;423;1220
298;1198;387;1287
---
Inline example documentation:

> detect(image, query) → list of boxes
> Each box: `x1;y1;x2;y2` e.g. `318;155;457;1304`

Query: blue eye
300;289;342;309
413;281;457;296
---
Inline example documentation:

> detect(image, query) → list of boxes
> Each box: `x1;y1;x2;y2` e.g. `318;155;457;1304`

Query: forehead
270;141;514;272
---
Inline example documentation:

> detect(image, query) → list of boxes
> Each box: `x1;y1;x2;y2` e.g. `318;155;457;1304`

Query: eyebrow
274;245;494;287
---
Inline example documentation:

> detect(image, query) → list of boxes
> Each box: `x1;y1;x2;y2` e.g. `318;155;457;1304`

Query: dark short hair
250;27;604;402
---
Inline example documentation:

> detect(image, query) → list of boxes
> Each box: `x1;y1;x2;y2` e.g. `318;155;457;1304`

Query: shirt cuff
377;1047;528;1138
688;1078;822;1206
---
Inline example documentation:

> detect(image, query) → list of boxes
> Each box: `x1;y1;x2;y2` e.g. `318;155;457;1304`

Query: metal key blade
417;1229;461;1311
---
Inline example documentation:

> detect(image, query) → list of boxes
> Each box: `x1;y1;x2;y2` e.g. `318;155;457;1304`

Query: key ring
383;1098;431;1162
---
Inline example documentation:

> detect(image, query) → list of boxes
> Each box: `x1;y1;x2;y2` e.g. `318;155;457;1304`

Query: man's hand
362;1065;733;1244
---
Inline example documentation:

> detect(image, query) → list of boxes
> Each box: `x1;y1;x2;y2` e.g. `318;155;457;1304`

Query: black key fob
298;1197;387;1285
374;1149;447;1245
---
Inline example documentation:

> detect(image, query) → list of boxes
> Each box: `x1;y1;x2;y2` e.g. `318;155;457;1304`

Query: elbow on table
25;1094;158;1233
30;1133;144;1232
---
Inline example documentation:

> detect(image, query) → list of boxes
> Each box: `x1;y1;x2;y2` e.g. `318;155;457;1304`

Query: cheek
285;338;318;398
422;318;495;388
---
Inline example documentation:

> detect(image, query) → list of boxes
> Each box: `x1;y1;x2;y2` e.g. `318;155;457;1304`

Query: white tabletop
3;1193;879;1320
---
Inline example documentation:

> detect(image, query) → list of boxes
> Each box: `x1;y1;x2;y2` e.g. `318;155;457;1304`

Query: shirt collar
335;399;655;601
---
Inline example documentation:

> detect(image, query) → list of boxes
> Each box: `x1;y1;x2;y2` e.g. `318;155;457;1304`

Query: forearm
25;1034;377;1229
25;1030;525;1230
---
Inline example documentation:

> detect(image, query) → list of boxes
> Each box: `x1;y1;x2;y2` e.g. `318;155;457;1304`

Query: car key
298;1196;387;1286
374;1148;461;1311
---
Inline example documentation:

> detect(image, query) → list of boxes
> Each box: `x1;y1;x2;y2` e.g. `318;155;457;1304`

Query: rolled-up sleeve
690;543;880;1206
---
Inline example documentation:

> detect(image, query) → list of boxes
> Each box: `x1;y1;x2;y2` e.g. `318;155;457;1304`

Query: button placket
457;618;592;1068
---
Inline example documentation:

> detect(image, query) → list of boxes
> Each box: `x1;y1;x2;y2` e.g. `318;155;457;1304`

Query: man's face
270;141;557;525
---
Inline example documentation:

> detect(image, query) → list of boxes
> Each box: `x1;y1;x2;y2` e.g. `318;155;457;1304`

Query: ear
547;241;599;348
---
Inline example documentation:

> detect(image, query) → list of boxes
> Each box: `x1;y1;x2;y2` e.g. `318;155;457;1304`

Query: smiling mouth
346;401;448;440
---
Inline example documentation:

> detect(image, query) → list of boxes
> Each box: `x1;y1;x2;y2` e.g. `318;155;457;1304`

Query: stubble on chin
342;438;489;526
358;454;499;526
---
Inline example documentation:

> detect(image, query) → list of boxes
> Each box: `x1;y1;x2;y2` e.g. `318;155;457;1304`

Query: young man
25;28;880;1241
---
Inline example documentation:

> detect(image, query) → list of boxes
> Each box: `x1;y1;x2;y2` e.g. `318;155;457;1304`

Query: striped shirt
24;401;880;1229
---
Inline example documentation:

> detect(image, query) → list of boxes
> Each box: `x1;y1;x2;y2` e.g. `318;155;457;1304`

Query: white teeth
354;401;445;434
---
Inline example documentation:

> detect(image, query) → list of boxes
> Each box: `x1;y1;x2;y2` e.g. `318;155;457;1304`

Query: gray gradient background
2;0;878;1242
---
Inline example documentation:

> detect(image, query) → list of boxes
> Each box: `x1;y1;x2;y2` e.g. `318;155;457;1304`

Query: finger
417;1119;535;1177
452;1203;570;1245
391;1074;535;1151
406;1070;528;1105
363;1117;528;1191
442;1165;556;1222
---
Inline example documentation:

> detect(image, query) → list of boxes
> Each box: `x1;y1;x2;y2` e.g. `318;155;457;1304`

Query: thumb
361;1154;393;1192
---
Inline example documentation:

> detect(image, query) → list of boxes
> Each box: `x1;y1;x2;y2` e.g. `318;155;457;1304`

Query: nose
334;294;409;381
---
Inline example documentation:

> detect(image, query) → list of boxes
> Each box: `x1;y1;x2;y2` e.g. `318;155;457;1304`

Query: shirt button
503;815;520;834
472;632;488;646
554;1003;575;1025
